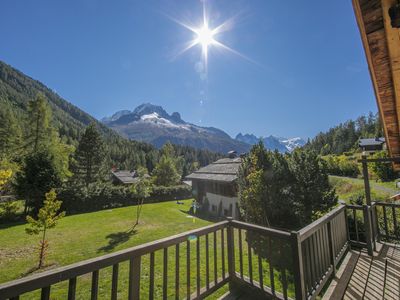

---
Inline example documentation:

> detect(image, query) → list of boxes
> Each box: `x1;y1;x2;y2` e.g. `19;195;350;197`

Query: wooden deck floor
324;243;400;300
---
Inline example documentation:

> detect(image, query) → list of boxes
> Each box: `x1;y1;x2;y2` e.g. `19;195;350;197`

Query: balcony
0;202;399;300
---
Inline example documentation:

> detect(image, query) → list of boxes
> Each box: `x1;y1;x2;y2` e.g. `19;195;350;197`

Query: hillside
0;61;220;170
303;112;383;155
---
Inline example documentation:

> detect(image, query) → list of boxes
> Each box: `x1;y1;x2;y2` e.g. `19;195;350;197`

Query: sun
169;2;255;72
194;24;216;50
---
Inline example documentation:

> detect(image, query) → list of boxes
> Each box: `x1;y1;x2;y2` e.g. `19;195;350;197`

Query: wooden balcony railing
0;203;398;300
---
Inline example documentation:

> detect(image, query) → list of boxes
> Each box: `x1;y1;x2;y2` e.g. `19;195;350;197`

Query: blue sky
0;0;377;139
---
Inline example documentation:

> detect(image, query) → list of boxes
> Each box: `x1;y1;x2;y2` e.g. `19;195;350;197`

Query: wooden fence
0;203;398;300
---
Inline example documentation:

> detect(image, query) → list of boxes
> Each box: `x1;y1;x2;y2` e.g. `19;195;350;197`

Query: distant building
359;137;386;154
186;153;241;219
111;170;141;185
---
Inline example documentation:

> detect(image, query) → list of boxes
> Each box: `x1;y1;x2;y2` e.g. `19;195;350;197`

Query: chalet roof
353;0;400;170
111;170;139;184
359;137;385;147
185;157;241;183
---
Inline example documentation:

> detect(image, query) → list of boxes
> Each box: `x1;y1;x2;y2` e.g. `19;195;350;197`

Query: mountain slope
0;60;221;170
103;104;251;154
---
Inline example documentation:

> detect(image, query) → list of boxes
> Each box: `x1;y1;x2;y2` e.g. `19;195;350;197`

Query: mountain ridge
102;103;251;154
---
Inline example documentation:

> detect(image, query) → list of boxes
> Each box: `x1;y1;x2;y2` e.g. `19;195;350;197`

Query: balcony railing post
363;205;374;256
226;217;236;291
290;231;306;300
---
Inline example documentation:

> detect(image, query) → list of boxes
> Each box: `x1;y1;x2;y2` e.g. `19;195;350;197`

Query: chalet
186;153;241;219
111;170;140;185
358;137;386;154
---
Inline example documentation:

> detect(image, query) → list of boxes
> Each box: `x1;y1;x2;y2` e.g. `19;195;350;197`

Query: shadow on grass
179;209;222;223
98;230;137;253
0;219;26;230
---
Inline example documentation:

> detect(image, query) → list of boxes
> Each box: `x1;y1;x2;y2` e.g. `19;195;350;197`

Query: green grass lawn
0;200;294;299
329;175;396;203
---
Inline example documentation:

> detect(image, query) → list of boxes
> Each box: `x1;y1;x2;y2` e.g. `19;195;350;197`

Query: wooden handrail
231;220;292;240
298;205;345;241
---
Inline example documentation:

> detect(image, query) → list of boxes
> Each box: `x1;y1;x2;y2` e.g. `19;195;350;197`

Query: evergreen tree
0;103;22;159
26;189;65;269
25;93;52;153
15;151;62;214
288;149;338;225
238;143;337;230
72;123;105;186
152;143;182;186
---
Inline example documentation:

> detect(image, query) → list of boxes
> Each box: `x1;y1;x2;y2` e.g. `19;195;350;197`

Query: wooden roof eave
353;0;400;170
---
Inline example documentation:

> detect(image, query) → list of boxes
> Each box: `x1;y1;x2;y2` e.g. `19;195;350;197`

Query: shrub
58;183;191;214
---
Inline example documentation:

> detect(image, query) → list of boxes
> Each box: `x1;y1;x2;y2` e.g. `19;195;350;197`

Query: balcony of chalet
0;201;399;300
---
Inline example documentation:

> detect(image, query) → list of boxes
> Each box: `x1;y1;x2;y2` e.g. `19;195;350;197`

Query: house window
224;209;229;216
212;205;217;212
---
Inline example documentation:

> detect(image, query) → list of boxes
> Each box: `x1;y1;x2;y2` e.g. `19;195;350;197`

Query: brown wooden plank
221;229;226;278
149;252;155;300
196;237;201;297
186;240;191;300
247;231;253;284
205;234;210;289
163;248;168;300
238;228;243;279
111;264;119;300
68;277;76;300
175;244;180;300
213;231;218;285
40;286;50;300
91;270;99;300
129;257;141;300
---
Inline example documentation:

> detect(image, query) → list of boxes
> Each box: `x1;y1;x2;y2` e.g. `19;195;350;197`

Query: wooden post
290;232;306;300
327;221;336;276
226;217;236;292
363;205;374;256
361;155;372;206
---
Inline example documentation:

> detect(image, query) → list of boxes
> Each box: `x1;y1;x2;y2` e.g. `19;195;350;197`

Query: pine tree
15;150;62;214
72;123;105;186
25;93;52;153
26;189;65;269
0;102;22;159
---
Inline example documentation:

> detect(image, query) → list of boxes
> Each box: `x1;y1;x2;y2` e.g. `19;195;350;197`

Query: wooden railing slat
247;230;253;284
111;264;119;300
91;270;99;300
187;240;191;300
175;244;180;300
68;277;76;300
205;234;210;289
196;237;200;297
221;229;226;279
213;231;217;285
238;228;243;279
258;254;263;291
149;252;155;300
163;248;168;300
41;286;50;300
393;206;398;238
129;257;141;300
267;236;275;295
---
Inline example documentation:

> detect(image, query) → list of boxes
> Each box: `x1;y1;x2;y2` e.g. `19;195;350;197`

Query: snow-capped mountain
235;133;306;153
102;103;251;154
